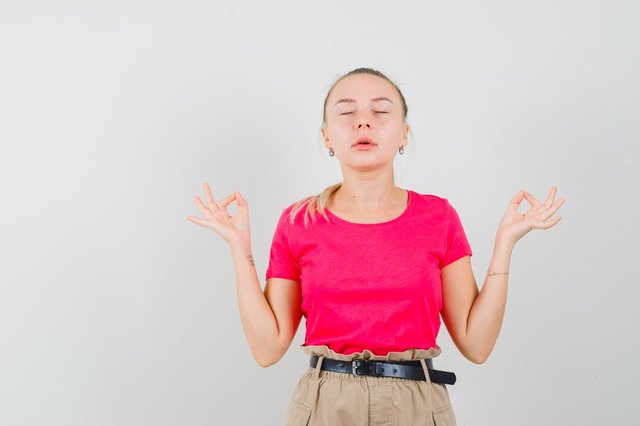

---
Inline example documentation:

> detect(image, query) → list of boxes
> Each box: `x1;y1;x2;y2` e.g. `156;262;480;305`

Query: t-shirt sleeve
440;199;473;268
265;207;301;282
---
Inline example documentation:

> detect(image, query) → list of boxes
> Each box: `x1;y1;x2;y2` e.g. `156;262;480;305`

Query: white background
1;0;638;424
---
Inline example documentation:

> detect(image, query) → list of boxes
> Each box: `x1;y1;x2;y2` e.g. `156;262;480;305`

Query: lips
352;136;377;147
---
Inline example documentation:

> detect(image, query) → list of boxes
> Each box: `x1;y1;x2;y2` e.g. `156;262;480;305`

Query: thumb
236;191;247;207
509;189;525;209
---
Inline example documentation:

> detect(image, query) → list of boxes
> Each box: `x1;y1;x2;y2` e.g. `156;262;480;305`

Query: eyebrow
333;96;394;107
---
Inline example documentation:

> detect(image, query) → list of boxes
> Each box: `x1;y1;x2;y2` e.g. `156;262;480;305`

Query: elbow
457;335;496;364
467;353;489;365
461;345;491;364
253;348;284;368
256;358;274;368
254;353;278;368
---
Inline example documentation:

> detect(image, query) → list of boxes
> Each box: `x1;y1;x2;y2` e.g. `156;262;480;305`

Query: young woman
187;67;565;426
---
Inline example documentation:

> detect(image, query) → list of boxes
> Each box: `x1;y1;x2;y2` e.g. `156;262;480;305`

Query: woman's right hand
186;183;251;246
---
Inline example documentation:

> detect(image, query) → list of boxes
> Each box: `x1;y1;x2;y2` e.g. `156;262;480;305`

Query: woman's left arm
440;187;565;364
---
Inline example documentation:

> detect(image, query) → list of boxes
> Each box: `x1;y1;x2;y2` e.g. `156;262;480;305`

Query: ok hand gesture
497;186;565;244
186;183;250;246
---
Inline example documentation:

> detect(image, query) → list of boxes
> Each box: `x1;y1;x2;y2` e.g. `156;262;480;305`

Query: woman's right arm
187;183;301;367
229;239;303;367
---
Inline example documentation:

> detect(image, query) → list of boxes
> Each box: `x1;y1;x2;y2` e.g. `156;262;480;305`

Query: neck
332;168;404;213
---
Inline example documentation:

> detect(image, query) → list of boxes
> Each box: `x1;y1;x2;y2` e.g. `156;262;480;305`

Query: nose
357;122;371;129
354;111;373;129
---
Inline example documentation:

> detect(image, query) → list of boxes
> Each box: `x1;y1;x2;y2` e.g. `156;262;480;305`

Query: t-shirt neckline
325;189;413;227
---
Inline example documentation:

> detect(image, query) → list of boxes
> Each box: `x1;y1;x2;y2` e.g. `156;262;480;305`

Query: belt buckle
352;360;371;376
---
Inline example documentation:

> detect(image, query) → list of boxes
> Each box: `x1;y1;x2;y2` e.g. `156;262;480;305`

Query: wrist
495;231;517;249
229;237;252;253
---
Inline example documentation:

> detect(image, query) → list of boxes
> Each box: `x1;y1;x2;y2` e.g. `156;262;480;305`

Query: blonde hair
288;67;409;228
288;182;342;228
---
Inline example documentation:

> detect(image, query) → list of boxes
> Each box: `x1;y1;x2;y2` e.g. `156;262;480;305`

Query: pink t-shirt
265;189;473;356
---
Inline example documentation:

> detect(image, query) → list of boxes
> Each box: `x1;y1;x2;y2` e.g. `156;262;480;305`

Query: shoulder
411;190;446;203
277;195;320;228
275;202;298;227
409;190;469;225
410;190;452;212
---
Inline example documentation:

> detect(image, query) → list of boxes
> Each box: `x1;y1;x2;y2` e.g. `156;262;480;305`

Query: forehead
330;74;397;103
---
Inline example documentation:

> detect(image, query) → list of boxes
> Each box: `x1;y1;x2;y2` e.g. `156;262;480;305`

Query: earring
399;146;405;155
329;147;334;157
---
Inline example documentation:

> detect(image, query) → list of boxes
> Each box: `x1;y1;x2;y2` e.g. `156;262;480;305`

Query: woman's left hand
497;186;565;244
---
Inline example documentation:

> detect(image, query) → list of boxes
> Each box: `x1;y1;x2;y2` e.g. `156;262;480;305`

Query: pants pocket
285;399;312;426
432;403;456;426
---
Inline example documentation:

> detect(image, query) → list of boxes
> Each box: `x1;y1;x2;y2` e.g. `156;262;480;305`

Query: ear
321;127;330;148
402;124;410;145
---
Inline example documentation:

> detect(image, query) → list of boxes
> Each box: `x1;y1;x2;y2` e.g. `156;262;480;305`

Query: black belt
309;355;456;385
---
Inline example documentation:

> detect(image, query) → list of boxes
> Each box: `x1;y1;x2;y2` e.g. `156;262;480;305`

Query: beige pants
285;344;456;426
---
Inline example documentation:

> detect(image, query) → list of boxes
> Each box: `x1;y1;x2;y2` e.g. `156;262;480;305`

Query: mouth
352;136;377;147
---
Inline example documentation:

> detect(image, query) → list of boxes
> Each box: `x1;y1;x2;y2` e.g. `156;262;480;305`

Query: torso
266;189;474;355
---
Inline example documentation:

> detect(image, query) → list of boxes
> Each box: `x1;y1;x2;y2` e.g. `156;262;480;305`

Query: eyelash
340;111;388;115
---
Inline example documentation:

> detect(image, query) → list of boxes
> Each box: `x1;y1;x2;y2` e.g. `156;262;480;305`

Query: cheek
332;120;354;134
378;121;401;134
324;125;350;142
326;115;351;128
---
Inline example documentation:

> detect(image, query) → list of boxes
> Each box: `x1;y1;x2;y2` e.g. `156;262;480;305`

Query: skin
322;73;410;218
186;73;566;366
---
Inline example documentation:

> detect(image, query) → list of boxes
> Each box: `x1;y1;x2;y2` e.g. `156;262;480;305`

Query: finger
548;196;565;212
186;215;209;227
523;191;541;208
509;190;526;209
236;191;248;208
193;195;212;214
202;183;217;209
216;192;238;209
543;186;557;208
539;197;565;221
535;215;562;229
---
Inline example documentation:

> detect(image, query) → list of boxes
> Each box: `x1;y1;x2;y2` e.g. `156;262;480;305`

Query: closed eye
339;111;388;115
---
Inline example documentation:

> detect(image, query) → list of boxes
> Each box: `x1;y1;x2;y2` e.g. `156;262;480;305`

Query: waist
309;355;456;385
